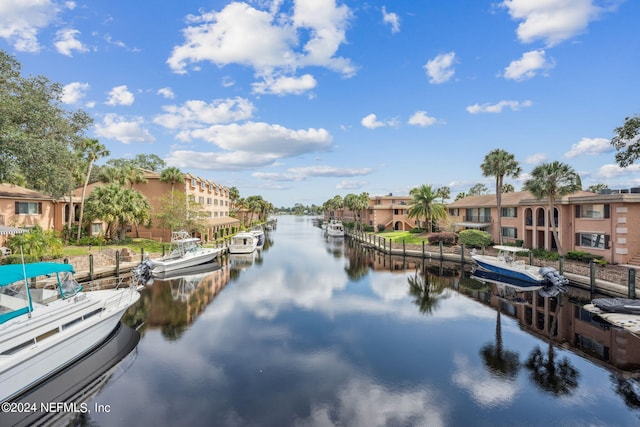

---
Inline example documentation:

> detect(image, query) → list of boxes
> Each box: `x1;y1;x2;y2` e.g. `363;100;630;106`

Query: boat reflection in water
470;268;568;298
1;322;140;427
133;262;231;340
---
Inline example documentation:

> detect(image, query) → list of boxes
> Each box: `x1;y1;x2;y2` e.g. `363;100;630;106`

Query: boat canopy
0;262;75;287
493;245;529;253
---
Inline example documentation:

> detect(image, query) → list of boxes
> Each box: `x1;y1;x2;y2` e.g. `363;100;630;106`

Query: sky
1;0;639;207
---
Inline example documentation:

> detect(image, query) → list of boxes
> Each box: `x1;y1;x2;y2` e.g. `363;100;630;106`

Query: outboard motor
132;256;155;287
539;266;569;286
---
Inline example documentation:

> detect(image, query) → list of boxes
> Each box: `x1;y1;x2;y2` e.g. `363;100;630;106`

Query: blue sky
1;0;639;207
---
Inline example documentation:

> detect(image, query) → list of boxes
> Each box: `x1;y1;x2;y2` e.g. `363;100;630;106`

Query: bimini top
493;245;530;253
0;262;75;287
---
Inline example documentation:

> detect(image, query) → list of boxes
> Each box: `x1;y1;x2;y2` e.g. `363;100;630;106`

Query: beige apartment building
447;189;640;265
326;194;415;231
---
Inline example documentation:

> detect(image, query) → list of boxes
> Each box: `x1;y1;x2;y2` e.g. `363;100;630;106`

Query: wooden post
403;239;406;256
162;244;166;257
141;247;144;262
461;244;465;264
422;241;425;258
89;254;94;281
115;251;120;278
629;268;637;299
529;251;533;265
439;242;443;260
590;260;596;292
559;256;564;274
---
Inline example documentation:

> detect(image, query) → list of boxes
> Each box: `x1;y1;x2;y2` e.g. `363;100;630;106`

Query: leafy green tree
75;138;110;242
436;186;451;203
458;229;492;248
155;191;208;236
467;183;489;196
455;192;467;201
523;161;581;255
480;149;521;245
7;225;63;259
408;184;446;232
0;50;92;196
587;183;608;193
611;114;640;167
132;154;166;172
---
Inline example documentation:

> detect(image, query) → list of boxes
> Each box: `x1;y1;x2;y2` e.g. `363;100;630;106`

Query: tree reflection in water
344;240;371;281
525;297;580;396
480;306;521;379
407;265;449;315
612;376;640;410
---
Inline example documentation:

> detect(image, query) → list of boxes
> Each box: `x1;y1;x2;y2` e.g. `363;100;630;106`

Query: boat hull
472;255;544;285
150;249;220;274
0;288;140;402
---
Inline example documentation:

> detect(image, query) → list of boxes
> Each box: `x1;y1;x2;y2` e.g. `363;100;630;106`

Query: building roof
0;183;55;201
447;190;598;208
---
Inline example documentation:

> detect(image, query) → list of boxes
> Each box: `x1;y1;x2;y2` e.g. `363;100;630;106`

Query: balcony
464;215;491;223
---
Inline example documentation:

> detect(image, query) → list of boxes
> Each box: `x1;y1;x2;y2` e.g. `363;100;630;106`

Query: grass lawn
374;231;427;245
61;238;168;257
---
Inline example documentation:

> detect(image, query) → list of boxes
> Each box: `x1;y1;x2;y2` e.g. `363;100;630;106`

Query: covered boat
0;262;140;402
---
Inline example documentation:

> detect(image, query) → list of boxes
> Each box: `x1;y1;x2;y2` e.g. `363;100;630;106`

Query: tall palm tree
436;186;450;204
523;161;581;255
160;166;184;193
480;149;521;245
75;138;110;242
408;184;447;232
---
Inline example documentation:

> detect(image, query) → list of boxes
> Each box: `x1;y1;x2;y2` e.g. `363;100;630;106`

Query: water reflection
74;216;640;425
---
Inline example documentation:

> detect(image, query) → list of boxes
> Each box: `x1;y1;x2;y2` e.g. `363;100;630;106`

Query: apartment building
447;189;640;265
0;183;77;246
325;194;415;231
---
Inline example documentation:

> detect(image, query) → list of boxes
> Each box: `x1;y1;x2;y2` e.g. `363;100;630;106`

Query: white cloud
595;163;640;179
0;0;59;52
94;113;155;144
252;74;317;95
54;28;88;57
254;166;372;183
64;2;76;10
500;0;610;47
524;153;547;164
105;85;135;106
452;355;519;407
408;111;437;127
61;82;90;104
157;87;175;99
424;52;456;84
466;100;532;114
565;137;613;158
382;6;400;33
166;150;279;171
336;180;368;190
503;49;554;81
154;97;254;130
361;113;399;129
167;1;356;84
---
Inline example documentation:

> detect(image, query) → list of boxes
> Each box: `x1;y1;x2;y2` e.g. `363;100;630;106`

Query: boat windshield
59;271;83;299
0;281;30;324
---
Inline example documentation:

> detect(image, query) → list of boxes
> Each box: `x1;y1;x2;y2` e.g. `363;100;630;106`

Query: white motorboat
326;220;344;237
251;227;265;249
228;231;258;254
0;262;140;402
471;245;567;287
149;230;222;274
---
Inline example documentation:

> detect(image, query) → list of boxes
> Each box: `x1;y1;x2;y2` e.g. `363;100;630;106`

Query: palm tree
523;161;581;255
408;184;447;232
160;167;184;193
480;149;521;245
75;138;110;243
436;186;450;204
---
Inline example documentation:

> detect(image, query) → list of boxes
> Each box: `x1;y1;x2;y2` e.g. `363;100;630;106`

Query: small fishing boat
147;230;222;274
250;227;265;249
472;245;567;286
228;231;258;254
583;299;640;336
0;262;140;402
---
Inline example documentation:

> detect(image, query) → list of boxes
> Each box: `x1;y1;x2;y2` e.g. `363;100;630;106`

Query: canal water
65;216;640;425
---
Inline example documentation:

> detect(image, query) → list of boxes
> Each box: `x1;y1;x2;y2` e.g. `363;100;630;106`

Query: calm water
60;216;640;425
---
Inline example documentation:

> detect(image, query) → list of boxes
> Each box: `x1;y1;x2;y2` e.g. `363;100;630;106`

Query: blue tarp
0;262;75;287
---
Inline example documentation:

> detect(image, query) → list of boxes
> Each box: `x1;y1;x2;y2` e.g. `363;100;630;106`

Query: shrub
362;225;375;232
458;229;492;248
531;248;559;261
426;232;457;245
409;228;426;234
0;254;39;265
377;224;386;232
566;250;605;263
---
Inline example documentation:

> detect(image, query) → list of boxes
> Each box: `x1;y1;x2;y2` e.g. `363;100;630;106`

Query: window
207;198;212;205
15;202;42;215
191;178;197;187
198;196;205;204
209;184;214;191
576;204;609;219
215;199;219;206
500;207;517;218
188;195;195;202
201;181;206;189
576;233;610;249
91;223;103;234
501;227;517;239
449;208;459;216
